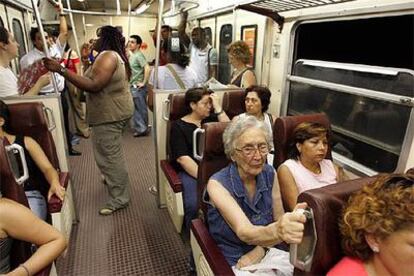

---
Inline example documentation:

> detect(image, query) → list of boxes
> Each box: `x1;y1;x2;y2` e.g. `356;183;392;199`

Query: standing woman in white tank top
233;85;275;164
277;122;347;211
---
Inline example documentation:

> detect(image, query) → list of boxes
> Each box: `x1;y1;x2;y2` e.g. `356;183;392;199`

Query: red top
63;57;80;74
327;257;368;276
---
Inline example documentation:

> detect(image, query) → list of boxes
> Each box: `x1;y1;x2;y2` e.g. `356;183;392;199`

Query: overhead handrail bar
30;0;60;95
162;0;199;18
65;0;81;65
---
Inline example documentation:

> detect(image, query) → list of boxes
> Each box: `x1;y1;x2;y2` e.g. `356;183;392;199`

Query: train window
218;24;232;84
288;14;414;173
12;18;26;71
204;27;212;46
288;60;413;173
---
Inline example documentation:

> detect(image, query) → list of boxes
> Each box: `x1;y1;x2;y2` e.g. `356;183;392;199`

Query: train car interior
0;0;412;275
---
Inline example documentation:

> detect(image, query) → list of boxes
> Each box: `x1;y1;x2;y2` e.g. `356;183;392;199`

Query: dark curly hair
0;26;9;44
96;26;131;80
162;37;189;68
244;85;271;113
340;173;414;261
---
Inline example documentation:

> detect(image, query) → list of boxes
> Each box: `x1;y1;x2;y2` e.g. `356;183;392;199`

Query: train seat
0;137;54;276
222;90;245;119
273;113;332;211
293;176;375;275
7;102;75;242
159;93;187;233
190;121;233;276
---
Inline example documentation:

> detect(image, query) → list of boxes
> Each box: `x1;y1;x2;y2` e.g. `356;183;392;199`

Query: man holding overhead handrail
20;3;80;156
180;11;218;86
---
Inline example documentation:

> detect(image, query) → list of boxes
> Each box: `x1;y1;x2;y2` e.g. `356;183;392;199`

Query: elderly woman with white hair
206;116;307;275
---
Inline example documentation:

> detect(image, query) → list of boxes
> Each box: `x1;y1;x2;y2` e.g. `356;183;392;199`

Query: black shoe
69;149;82;156
133;130;149;137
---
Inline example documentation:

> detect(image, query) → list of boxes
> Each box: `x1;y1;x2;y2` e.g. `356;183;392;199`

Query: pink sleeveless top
282;159;337;193
327;257;368;276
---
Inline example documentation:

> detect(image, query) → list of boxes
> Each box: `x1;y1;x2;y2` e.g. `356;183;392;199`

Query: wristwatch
58;66;67;75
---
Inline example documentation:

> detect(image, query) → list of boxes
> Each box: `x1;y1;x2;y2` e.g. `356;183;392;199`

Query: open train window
287;14;414;173
218;24;232;84
12;18;26;72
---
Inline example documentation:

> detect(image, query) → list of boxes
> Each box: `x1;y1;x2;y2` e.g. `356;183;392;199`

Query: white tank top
282;159;337;193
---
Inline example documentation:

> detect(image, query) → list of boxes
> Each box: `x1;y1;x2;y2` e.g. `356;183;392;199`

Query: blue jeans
25;190;47;221
131;86;148;134
179;171;198;234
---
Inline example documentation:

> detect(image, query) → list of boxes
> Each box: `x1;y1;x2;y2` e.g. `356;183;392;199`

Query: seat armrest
160;160;182;193
191;219;234;275
48;172;69;213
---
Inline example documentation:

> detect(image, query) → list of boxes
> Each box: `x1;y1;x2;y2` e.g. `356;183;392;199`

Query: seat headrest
222;90;245;119
296;176;376;275
201;122;230;158
273;113;331;168
168;93;187;121
7;102;48;135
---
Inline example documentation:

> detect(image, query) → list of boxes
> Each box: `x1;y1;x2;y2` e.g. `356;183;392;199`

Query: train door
199;17;215;48
5;5;28;75
216;14;233;84
0;4;8;29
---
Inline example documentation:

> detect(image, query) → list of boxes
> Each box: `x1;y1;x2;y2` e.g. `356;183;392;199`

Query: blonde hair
340;174;414;260
227;41;251;65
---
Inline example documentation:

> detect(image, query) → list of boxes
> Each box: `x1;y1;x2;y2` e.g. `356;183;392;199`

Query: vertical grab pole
127;0;132;39
30;0;60;94
154;0;165;207
65;0;81;64
232;6;237;41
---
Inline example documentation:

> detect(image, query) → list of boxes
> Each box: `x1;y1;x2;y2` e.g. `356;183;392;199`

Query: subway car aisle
56;130;188;275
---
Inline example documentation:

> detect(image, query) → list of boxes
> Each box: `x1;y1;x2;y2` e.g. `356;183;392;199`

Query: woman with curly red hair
328;173;414;276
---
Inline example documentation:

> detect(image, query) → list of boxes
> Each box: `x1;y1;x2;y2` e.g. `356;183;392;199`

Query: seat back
197;122;231;221
7;102;60;199
294;176;375;275
166;93;187;160
273;113;332;169
0;138;32;269
222;90;245;119
7;102;59;168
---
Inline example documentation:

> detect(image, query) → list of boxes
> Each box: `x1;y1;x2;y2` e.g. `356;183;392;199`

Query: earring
372;247;379;253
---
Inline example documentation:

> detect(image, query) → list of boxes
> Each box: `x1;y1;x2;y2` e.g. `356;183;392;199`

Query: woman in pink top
277;122;345;210
328;173;414;276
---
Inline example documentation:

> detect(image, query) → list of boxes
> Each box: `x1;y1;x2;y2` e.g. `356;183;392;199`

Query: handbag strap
166;64;186;89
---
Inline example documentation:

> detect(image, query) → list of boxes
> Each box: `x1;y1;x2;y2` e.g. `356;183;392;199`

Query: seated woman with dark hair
0;196;67;275
233;85;275;164
170;87;229;234
207;116;307;274
328;173;414;276
277;122;346;211
0;100;65;220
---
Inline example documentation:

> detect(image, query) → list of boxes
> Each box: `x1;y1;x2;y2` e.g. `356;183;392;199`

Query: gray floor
56;130;189;275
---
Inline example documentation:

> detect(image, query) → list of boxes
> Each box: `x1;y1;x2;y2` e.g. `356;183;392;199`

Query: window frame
283;14;414;176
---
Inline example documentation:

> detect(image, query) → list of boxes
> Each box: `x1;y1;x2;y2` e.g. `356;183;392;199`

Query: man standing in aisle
128;35;150;137
180;12;218;85
20;4;80;156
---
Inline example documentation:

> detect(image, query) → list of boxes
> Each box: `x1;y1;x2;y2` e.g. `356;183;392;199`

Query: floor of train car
56;128;189;275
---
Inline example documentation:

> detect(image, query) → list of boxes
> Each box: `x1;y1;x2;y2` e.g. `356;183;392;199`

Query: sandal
99;207;115;216
148;186;158;195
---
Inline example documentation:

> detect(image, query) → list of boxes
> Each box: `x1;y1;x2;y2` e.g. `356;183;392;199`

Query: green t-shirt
129;50;147;85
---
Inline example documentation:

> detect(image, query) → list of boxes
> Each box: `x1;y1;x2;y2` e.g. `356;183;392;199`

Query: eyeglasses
236;143;269;157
